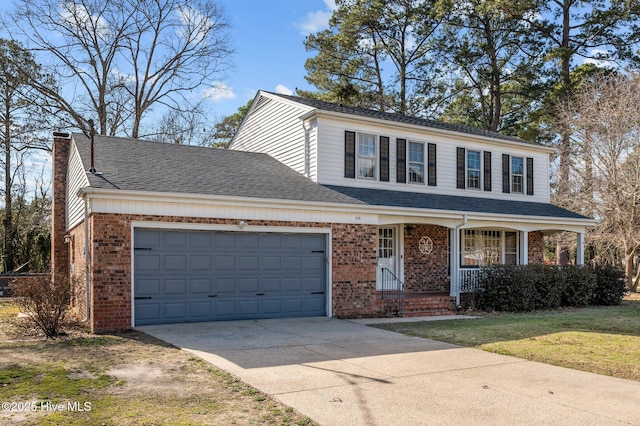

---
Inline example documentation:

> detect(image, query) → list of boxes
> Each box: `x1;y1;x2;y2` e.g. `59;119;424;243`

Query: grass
374;298;640;381
0;299;316;426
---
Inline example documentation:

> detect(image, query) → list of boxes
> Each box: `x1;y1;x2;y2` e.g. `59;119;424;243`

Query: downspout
81;196;91;323
453;214;468;307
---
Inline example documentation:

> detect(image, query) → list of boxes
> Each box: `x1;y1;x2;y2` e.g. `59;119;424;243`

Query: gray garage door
134;229;327;325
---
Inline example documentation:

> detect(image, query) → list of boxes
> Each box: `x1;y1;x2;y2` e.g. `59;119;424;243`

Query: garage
133;228;327;325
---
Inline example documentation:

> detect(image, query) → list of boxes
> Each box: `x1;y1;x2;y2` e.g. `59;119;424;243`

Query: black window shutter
427;143;437;186
456;147;465;189
502;154;510;193
344;131;355;178
396;138;406;183
526;157;534;195
483;151;492;191
380;136;390;182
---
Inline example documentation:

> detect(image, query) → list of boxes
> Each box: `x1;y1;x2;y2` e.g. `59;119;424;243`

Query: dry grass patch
0;301;315;425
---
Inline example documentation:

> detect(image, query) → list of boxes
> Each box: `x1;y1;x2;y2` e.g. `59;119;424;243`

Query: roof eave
299;109;555;153
77;187;595;227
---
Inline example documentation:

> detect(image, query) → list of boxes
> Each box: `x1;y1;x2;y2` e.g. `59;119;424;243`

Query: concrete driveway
139;317;640;425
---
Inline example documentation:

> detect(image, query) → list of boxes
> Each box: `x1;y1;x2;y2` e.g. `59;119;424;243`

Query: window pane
468;151;480;169
358;134;376;179
505;254;517;265
511;157;523;175
511;157;524;193
467;150;481;189
409;142;424;162
359;158;375;178
467;170;480;189
408;142;425;183
409;163;424;183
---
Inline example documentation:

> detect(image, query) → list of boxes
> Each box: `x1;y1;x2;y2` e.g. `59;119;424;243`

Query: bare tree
9;0;232;138
559;72;640;291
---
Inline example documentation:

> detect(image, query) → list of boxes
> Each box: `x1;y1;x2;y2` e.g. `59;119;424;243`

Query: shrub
475;264;602;312
11;272;73;338
560;265;597;307
476;265;537;312
591;264;627;306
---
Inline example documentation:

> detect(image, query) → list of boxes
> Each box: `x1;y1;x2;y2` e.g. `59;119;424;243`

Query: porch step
403;295;457;317
377;293;457;317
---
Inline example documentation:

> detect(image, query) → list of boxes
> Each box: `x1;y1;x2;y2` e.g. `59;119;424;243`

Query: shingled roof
72;133;363;204
73;133;588;221
268;92;538;146
323;185;589;220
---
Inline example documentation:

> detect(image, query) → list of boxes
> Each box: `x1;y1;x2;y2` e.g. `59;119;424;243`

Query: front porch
374;221;586;316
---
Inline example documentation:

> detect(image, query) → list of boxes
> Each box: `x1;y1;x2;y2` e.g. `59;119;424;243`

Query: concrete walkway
139;317;640;425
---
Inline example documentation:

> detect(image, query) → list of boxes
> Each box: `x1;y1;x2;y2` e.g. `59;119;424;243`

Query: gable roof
72;133;589;222
265;92;538;146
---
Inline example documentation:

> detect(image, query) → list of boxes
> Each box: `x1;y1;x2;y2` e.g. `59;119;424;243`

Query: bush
560;266;597;307
476;265;537;312
591;264;627;306
11;272;73;338
475;264;603;312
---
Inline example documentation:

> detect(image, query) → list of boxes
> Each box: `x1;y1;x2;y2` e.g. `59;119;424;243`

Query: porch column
450;228;459;300
576;232;585;265
520;231;529;265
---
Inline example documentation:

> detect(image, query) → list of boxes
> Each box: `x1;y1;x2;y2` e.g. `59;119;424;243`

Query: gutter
76;187;597;228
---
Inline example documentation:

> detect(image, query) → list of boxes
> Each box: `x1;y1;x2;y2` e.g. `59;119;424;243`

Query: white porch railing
459;268;482;293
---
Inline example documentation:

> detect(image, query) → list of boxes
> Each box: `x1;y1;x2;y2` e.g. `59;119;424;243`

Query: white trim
130;222;333;328
521;231;529;265
300;108;556;154
80;187;596;230
577;232;585;266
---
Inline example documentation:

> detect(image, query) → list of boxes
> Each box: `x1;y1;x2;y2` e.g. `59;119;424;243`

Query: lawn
374;297;640;382
0;300;315;426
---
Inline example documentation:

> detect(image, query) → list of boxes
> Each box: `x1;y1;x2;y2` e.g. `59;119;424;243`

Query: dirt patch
0;308;316;425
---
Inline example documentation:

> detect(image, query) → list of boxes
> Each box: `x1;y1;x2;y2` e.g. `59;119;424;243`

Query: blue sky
209;0;336;118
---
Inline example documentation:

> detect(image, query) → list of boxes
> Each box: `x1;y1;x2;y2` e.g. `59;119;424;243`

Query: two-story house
52;91;594;333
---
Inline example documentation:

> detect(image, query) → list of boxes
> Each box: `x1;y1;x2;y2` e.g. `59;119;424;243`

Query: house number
419;236;433;255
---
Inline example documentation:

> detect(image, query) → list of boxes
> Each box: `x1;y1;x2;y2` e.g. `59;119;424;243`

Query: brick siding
51;134;70;276
403;224;450;292
528;231;544;264
83;214;379;332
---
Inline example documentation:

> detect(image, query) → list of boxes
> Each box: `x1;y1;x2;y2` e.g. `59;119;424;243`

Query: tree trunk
3;107;14;273
556;0;572;266
626;252;638;292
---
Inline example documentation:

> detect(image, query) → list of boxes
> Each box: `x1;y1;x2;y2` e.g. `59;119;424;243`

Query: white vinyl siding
66;142;90;230
314;115;551;203
230;97;312;176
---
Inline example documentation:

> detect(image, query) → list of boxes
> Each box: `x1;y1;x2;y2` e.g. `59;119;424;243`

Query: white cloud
583;49;617;69
295;0;336;35
275;84;293;96
203;81;236;101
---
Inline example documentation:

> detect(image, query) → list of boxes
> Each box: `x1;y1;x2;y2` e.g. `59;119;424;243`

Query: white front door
377;227;396;290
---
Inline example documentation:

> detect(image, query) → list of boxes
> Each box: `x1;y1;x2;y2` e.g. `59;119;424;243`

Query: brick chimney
51;132;71;275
